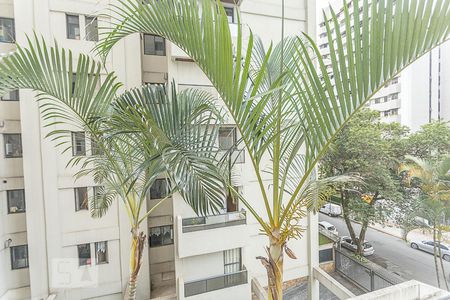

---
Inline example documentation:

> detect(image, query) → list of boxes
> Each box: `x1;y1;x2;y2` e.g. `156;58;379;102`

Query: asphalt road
320;213;450;288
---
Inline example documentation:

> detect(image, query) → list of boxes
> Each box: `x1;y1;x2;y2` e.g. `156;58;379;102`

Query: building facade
0;0;317;299
318;0;450;131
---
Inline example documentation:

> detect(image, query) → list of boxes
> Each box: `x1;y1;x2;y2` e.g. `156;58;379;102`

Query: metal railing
335;248;403;292
184;268;248;297
182;211;246;233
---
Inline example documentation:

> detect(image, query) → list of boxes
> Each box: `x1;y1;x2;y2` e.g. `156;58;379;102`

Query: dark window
74;187;88;211
4;134;22;158
7;189;25;214
224;7;234;23
10;245;28;269
219;127;237;150
149;179;169;200
77;243;91;266
149;225;173;247
66;14;80;40
1;90;19;101
95;241;108;264
319;248;333;263
85;16;98;42
72;132;86;156
0;17;15;43
224;248;241;274
143;34;166;56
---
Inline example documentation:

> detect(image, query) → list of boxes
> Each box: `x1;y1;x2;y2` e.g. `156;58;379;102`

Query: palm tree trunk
125;228;146;300
257;234;284;300
437;227;449;290
433;226;442;288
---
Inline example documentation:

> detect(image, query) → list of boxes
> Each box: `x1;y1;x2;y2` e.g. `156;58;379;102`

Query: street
320;214;450;288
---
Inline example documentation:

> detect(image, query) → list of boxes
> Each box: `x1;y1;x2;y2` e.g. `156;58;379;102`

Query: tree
407;121;450;161
0;40;227;298
401;156;450;290
2;0;450;299
320;109;407;255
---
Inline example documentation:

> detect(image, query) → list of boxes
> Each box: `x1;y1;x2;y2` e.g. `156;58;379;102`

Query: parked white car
319;221;338;236
410;240;450;261
319;203;342;217
340;236;375;256
413;216;431;228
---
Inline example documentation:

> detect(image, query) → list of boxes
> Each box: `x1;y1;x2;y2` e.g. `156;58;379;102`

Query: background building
0;0;317;299
318;0;450;131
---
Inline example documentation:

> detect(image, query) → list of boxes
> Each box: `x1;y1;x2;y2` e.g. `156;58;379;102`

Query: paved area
320;214;450;288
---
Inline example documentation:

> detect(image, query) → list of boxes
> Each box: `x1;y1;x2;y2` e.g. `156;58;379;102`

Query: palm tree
0;37;228;299
400;155;450;289
91;0;450;298
1;0;450;298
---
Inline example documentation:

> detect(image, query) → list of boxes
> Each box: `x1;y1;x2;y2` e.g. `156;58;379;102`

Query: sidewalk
368;222;450;244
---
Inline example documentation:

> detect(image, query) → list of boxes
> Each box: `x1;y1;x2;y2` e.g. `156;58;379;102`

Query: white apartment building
318;0;450;131
0;1;319;300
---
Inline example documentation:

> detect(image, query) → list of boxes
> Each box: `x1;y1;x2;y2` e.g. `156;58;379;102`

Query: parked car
319;221;338;236
410;240;450;261
319;203;342;217
340;236;375;256
413;216;431;228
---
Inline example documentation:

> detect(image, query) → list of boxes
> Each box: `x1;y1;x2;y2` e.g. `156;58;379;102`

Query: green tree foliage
407;121;450;161
320;109;408;255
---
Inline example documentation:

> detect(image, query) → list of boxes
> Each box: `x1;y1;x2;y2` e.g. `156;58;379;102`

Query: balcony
175;211;248;258
183;268;248;297
182;211;246;233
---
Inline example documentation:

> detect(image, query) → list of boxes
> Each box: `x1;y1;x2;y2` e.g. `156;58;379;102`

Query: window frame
3;133;22;158
149;178;169;200
143;34;166;56
7;189;26;214
219;127;237;150
95;241;109;264
223;248;242;274
10;245;29;270
71;131;86;156
0;17;15;43
224;7;235;23
85;16;98;42
0;90;19;101
66;14;80;40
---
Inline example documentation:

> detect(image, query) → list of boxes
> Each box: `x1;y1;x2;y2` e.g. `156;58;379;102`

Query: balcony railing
182;211;246;233
184;268;248;297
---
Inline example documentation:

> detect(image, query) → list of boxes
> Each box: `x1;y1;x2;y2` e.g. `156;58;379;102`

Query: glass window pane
224;7;234;23
150;179;168;199
74;187;88;211
4;134;22;158
66;14;80;40
7;189;25;213
143;34;166;56
149;227;162;247
95;241;108;264
224;248;241;274
72;132;86;156
162;225;173;245
85;16;98;42
77;243;91;266
11;245;28;269
1;90;19;101
0;18;15;43
219;127;236;150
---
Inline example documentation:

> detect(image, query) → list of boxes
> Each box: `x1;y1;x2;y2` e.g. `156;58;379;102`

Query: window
91;137;103;155
95;241;108;264
85;16;98;42
224;248;241;274
77;243;91;266
143;34;166;56
4;134;22;158
0;17;15;43
72;132;86;156
149;225;173;247
10;245;28;269
219;127;237;150
74;187;88;211
66;14;80;40
1;90;19;101
149;179;169;200
390;93;399;100
71;73;77;95
7;189;25;214
224;7;234;23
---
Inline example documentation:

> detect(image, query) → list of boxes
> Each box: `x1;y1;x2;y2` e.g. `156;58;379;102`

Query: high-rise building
318;0;450;131
0;1;319;299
